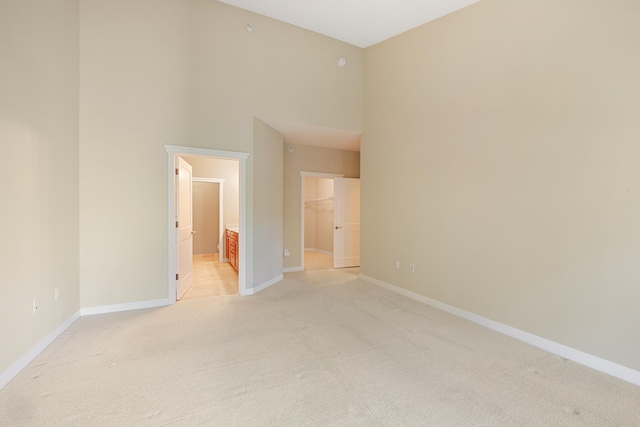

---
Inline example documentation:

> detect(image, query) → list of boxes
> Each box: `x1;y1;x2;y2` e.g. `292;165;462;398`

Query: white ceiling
218;0;481;48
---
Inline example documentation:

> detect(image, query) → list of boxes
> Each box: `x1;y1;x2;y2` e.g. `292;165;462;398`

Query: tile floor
181;251;348;301
180;253;238;300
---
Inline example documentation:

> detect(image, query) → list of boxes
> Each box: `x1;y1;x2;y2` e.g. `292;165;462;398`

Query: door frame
192;177;225;260
165;145;249;301
299;171;344;271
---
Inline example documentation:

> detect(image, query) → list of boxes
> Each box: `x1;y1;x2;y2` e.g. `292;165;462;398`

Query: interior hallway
181;254;238;299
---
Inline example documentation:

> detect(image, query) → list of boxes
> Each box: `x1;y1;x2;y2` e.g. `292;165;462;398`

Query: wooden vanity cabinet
226;229;239;272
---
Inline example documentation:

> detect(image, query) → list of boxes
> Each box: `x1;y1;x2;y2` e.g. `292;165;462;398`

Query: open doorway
303;175;336;270
188;176;239;299
165;145;249;303
177;156;240;300
300;171;360;271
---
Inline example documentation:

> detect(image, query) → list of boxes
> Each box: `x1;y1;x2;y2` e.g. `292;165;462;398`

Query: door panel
177;157;193;300
334;178;360;268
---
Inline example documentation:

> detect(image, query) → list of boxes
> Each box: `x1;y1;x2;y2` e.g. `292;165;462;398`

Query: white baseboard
80;298;171;316
246;274;283;295
359;274;640;386
316;249;333;256
283;266;303;273
304;248;333;256
0;310;81;390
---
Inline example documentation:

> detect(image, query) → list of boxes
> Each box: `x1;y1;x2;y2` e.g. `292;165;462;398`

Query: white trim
246;274;283;295
359;274;640;386
165;145;249;300
283;266;304;273
304;248;334;256
299;171;344;271
165;145;249;160
192;177;225;258
80;298;171;316
192;178;225;183
299;171;345;178
0;310;81;390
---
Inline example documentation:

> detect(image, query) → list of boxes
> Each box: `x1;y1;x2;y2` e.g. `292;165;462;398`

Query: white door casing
166;145;249;300
333;178;360;268
177;157;193;300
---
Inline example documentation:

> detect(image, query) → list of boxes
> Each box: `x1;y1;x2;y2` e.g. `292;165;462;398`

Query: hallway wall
192;182;220;255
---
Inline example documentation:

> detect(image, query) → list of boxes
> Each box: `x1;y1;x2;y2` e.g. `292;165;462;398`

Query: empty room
1;0;639;425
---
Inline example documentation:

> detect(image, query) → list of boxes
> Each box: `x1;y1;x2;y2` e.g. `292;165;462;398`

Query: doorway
165;145;249;303
183;177;238;299
303;175;335;270
300;171;360;271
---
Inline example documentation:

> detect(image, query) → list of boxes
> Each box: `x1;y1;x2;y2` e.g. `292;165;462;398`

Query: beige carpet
1;268;639;426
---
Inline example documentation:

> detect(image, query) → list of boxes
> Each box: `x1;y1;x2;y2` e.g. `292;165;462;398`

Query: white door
177;157;193;300
333;178;360;268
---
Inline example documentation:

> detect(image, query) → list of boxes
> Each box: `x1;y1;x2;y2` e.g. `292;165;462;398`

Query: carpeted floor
1;268;639;426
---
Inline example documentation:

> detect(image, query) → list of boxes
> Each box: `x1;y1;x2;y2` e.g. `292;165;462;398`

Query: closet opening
300;171;360;271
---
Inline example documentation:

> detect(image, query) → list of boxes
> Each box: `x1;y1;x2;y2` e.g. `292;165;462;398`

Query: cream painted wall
79;0;191;307
363;0;640;370
79;0;363;304
252;119;283;287
284;144;360;269
0;0;80;376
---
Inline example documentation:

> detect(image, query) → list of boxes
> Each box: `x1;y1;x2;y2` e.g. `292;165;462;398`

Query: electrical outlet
55;288;60;300
395;260;400;269
284;249;290;257
33;300;38;314
409;264;415;272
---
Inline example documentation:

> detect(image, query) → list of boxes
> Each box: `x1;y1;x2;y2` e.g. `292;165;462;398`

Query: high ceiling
218;0;481;48
224;1;482;151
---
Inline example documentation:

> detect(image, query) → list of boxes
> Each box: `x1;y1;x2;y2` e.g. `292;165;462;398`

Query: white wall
0;0;80;377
